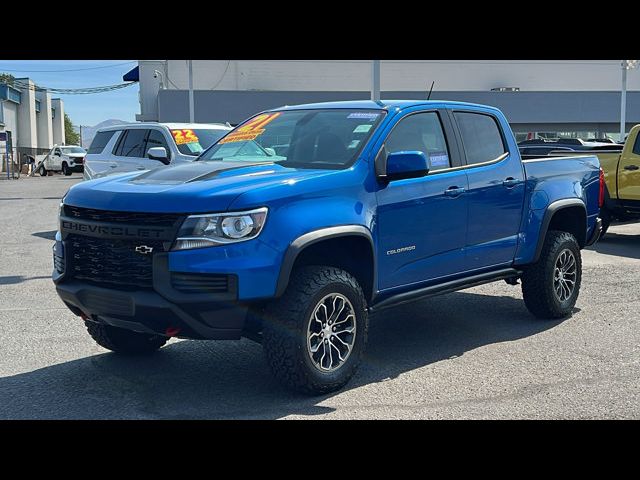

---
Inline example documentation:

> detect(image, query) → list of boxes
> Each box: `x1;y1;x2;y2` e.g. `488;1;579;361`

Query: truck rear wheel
262;266;368;395
521;230;582;319
84;320;168;355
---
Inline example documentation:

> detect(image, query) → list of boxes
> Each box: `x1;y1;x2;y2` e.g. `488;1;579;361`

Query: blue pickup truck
53;100;603;394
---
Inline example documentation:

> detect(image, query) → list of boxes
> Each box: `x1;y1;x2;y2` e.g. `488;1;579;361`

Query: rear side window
385;111;451;171
114;129;149;157
87;130;117;154
633;132;640;155
454;112;506;165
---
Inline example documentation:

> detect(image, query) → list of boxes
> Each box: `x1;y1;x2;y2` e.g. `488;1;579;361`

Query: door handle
136;166;146;170
624;164;639;171
109;163;117;168
502;177;521;187
444;186;466;197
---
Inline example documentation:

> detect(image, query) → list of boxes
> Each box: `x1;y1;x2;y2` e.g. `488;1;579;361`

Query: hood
64;161;338;213
66;153;86;158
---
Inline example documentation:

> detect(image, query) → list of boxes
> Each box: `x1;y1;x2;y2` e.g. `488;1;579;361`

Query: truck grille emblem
135;245;154;255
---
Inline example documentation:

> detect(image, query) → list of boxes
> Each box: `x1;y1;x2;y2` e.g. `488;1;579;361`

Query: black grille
64;205;181;227
171;272;231;293
68;234;164;289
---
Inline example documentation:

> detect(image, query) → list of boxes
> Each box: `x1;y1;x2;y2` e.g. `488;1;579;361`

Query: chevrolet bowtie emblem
135;245;154;255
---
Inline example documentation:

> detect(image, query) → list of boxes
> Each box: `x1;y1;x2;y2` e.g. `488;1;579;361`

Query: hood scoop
129;161;271;185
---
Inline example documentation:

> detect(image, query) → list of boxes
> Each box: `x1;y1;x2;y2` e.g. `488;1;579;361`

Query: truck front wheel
62;162;72;176
262;266;369;395
521;230;582;319
84;320;168;354
39;165;47;176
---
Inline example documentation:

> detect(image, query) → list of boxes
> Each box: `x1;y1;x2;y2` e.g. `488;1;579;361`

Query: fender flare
533;198;586;263
275;225;376;298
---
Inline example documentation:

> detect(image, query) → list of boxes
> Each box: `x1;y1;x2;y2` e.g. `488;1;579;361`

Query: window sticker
353;124;373;133
219;112;282;144
186;142;203;153
171;129;200;145
347;112;381;120
348;140;361;149
429;151;449;168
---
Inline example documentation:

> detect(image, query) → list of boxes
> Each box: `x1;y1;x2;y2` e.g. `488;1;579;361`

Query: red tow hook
165;327;181;337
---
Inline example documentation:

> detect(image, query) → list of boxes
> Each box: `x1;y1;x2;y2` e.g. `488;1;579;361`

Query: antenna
427;81;435;100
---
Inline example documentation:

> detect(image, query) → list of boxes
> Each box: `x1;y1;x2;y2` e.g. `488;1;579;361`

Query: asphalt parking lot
1;174;639;419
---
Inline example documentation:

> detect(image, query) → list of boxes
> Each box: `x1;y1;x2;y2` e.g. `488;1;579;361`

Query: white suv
83;122;232;180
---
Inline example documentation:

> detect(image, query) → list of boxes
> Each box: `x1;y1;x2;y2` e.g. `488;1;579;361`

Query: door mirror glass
384;151;429;181
147;146;169;164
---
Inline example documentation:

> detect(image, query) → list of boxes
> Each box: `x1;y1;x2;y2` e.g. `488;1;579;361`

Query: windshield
170;129;229;156
61;147;86;154
198;109;385;169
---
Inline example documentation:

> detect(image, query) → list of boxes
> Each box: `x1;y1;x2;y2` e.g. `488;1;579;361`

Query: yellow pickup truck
597;125;640;235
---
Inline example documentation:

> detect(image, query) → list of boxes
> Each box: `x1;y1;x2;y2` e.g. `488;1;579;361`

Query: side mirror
383;151;429;181
147;147;169;165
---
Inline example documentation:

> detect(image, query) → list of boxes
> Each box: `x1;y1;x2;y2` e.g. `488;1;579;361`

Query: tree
64;113;80;145
0;73;15;85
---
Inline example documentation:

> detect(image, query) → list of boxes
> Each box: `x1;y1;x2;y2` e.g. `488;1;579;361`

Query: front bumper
54;251;249;340
585;217;603;246
70;163;84;173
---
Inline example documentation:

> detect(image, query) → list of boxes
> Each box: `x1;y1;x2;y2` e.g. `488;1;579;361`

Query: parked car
54;100;602;394
37;145;86;176
83;122;232;180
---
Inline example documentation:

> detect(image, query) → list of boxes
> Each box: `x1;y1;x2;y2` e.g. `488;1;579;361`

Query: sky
0;60;139;127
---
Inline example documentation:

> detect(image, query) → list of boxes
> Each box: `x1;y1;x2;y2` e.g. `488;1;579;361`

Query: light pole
371;60;380;102
620;60;639;141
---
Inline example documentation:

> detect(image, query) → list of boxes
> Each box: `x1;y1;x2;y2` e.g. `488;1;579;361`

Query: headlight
173;207;268;250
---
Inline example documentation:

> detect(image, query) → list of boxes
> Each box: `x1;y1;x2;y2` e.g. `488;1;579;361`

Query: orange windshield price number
172;129;199;145
220;112;281;144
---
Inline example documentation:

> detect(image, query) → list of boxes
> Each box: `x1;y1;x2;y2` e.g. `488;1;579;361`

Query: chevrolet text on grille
61;221;166;238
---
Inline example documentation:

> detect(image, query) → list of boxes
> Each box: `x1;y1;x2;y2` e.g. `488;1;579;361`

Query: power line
11;79;136;95
0;61;136;73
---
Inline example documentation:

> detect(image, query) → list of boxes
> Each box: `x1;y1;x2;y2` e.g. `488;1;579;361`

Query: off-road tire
521;230;582;319
84;320;168;354
600;208;611;238
262;266;368;395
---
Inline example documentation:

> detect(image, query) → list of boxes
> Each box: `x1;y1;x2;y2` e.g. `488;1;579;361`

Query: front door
618;130;640;206
452;110;526;269
376;110;469;291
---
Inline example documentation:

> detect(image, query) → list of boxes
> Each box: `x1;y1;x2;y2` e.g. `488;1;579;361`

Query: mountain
77;119;130;148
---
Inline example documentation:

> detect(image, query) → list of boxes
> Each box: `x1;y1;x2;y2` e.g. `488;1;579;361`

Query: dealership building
129;60;640;141
0;78;65;160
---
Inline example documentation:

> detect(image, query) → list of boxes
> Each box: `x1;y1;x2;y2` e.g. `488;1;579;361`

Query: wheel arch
275;226;376;302
533;199;587;263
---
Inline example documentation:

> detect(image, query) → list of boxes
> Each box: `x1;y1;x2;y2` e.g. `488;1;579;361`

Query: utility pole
620;60;639;141
371;60;380;102
79;125;83;148
188;60;195;123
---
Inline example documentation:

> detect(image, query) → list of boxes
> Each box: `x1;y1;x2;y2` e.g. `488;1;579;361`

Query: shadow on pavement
0;290;563;419
32;230;57;241
587;232;640;260
0;275;51;285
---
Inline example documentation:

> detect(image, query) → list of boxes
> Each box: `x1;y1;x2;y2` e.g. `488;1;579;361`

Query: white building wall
16;78;37;149
1;101;19;145
136;60;166;121
51;98;65;145
35;90;53;149
149;60;640;92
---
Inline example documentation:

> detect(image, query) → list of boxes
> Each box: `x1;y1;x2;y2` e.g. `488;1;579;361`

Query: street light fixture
620;60;639;141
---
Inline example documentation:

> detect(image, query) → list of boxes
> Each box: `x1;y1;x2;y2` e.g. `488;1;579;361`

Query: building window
51;108;56;120
35;99;41;113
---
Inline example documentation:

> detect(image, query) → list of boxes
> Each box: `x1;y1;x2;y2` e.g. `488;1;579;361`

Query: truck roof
273;99;495;111
96;122;231;132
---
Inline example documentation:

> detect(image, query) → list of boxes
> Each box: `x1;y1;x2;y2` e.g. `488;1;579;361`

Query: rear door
111;128;150;173
85;130;122;178
618;130;640;206
452;109;526;270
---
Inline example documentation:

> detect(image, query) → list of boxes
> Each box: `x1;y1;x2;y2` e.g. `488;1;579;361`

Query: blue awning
123;66;139;82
